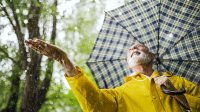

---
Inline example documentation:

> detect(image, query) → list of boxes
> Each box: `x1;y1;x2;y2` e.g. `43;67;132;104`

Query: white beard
127;51;152;68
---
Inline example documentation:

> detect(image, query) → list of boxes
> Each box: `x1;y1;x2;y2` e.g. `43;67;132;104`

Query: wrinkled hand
25;39;78;77
25;39;67;63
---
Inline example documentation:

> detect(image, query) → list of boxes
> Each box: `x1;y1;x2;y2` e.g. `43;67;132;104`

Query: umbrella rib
87;58;126;63
88;59;200;63
159;59;200;62
160;25;200;58
156;0;161;70
105;12;143;44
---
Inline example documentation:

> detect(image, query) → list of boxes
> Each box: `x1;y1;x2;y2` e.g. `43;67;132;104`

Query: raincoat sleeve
64;66;120;112
171;75;200;111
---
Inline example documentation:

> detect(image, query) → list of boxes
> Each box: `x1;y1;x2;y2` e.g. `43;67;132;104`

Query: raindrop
20;74;25;80
138;19;143;22
74;26;78;30
56;15;61;19
16;9;20;13
118;12;122;16
168;33;173;38
27;58;31;62
25;47;29;52
24;19;28;24
22;9;28;15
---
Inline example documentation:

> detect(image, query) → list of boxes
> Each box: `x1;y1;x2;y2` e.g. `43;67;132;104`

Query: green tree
0;0;107;111
0;0;58;111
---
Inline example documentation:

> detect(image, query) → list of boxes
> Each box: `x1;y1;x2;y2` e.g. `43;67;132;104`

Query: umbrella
87;0;200;88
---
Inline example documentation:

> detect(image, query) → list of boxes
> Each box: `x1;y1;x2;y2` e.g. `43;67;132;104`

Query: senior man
25;39;200;112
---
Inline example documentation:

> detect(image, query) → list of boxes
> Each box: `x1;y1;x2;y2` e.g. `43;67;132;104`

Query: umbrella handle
160;84;186;95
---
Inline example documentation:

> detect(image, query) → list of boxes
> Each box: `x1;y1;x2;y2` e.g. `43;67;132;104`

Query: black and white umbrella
87;0;200;88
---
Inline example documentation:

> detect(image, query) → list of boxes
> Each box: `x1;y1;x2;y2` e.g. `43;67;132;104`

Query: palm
25;39;66;63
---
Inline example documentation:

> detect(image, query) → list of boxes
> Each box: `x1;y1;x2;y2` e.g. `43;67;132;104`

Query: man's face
127;43;154;68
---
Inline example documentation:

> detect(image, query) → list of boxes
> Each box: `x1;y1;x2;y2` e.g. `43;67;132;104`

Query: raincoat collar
124;70;160;82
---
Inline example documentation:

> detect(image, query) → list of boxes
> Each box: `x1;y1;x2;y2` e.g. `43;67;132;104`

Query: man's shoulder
162;71;185;80
163;72;196;87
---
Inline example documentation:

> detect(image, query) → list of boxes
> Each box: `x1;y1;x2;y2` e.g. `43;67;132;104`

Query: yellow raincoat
65;67;200;112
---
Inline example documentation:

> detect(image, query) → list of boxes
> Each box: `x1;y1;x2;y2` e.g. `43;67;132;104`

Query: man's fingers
30;45;41;54
25;39;33;46
37;39;48;46
154;76;168;86
25;39;44;49
26;39;49;49
25;39;38;47
25;39;62;61
25;39;47;54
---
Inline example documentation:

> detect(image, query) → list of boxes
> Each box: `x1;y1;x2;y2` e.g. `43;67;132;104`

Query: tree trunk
1;0;57;111
35;0;57;110
21;1;42;111
21;0;57;111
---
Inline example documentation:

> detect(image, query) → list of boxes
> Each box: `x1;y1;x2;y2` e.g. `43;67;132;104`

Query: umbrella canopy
87;0;200;88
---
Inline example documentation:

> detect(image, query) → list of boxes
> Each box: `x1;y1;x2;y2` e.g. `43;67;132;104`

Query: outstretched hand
25;39;78;77
25;39;66;63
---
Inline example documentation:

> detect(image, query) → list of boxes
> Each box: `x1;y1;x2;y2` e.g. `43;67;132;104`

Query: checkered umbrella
87;0;200;88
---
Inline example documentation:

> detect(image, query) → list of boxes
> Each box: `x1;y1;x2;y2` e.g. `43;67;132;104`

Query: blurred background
0;0;130;112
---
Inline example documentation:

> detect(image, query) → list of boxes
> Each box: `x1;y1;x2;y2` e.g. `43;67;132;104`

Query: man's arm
65;66;119;111
25;39;77;76
182;78;200;111
25;39;119;111
170;75;200;112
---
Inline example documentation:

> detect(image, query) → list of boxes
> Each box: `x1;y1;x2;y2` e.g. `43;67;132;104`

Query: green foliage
0;71;11;110
0;0;111;111
39;81;81;112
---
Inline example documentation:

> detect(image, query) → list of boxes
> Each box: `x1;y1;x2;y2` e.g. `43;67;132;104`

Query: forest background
0;0;129;112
